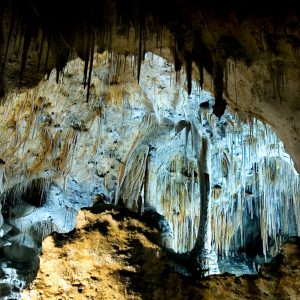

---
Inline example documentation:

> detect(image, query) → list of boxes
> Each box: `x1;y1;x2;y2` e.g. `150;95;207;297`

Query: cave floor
22;204;300;300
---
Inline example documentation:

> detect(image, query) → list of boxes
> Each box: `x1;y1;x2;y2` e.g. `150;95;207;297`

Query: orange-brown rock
23;204;300;300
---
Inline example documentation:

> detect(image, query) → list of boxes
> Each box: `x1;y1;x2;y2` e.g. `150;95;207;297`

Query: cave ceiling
1;0;300;170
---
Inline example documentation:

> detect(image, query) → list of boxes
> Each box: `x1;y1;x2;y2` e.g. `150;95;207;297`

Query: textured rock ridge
23;205;300;300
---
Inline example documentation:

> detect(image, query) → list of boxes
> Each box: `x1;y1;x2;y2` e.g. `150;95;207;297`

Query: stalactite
212;63;226;118
185;53;192;95
12;15;20;51
2;10;15;69
37;28;46;72
83;33;91;89
199;63;204;89
137;20;144;84
16;18;25;58
86;30;95;102
19;23;32;86
173;47;182;82
44;35;51;73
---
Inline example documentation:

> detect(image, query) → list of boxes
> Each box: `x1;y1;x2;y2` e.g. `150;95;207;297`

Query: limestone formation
0;1;300;298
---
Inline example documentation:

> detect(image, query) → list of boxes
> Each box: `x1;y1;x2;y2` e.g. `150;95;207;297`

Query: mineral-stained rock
23;207;300;300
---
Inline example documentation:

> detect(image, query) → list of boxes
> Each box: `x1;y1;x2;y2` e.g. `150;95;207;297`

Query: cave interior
1;0;300;299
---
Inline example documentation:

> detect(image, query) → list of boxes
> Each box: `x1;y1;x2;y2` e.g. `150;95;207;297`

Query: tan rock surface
23;205;300;300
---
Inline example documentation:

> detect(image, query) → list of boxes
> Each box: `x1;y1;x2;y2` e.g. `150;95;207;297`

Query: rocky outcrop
23;205;300;300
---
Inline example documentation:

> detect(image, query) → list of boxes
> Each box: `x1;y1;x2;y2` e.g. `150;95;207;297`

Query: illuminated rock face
0;53;299;297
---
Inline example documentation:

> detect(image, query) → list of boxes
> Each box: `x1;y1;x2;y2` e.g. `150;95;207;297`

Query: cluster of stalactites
114;113;203;252
114;103;300;258
1;0;235;119
150;154;200;252
211;116;300;258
